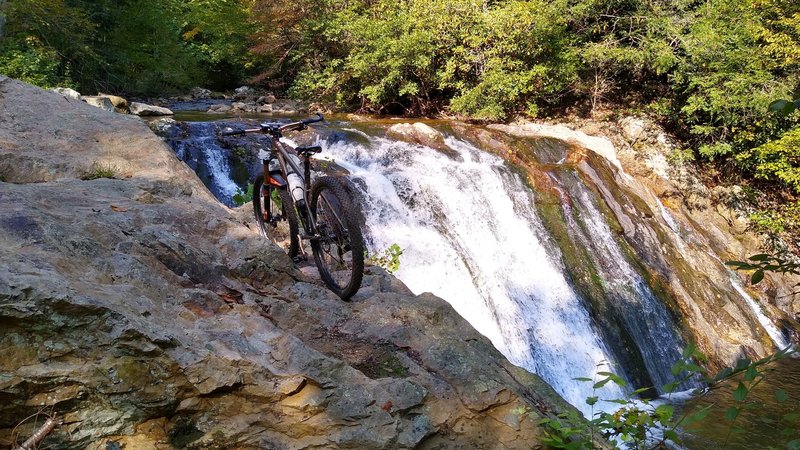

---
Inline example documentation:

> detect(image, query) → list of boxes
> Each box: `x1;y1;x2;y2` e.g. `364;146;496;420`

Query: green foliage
232;182;254;206
81;162;118;180
726;253;800;295
540;345;800;449
278;0;577;118
99;0;200;94
366;243;403;274
738;127;800;193
0;37;70;88
0;0;256;94
182;0;259;88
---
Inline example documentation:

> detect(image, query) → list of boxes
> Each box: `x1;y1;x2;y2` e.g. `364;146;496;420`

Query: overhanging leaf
775;389;789;404
724;406;740;421
733;382;748;402
751;269;765;284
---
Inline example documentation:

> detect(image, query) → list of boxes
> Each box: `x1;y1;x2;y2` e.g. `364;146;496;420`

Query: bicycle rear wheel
310;176;364;300
253;175;300;258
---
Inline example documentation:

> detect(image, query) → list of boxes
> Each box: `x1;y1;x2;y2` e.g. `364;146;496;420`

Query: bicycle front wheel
253;175;300;258
310;176;364;300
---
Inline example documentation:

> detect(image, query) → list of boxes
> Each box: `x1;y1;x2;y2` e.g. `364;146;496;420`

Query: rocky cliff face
0;76;571;449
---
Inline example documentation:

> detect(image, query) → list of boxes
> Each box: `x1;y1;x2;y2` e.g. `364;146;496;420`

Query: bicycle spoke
310;177;364;299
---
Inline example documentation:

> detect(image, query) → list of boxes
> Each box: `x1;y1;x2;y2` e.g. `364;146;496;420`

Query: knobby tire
310;176;364;300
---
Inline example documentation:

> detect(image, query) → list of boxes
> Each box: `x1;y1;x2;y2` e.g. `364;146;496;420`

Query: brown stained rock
387;122;451;153
0;76;571;448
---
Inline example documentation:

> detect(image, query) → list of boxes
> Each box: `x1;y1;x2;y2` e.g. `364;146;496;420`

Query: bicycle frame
220;113;365;299
265;136;318;238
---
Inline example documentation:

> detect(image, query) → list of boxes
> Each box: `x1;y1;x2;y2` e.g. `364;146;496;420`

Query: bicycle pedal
292;255;308;263
300;233;320;241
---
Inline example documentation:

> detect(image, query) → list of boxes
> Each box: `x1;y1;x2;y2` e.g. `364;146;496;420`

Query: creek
164;113;795;423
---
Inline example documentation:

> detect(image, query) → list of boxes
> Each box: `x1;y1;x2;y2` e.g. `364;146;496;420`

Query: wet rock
0;76;570;448
148;118;180;139
387;122;449;152
129;102;173;116
489;122;624;173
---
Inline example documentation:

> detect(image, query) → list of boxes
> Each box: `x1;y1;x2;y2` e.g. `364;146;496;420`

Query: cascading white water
731;280;790;349
171;122;242;206
657;199;789;350
550;172;688;391
316;132;625;412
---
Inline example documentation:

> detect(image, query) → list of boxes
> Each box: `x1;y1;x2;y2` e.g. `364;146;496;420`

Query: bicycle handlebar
219;113;324;137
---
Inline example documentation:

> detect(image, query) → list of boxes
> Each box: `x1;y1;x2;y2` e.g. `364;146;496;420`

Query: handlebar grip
301;113;324;125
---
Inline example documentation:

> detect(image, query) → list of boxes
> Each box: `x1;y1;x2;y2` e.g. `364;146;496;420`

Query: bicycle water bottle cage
296;146;322;157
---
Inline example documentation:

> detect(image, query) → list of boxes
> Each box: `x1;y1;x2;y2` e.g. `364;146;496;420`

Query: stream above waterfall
163;113;796;421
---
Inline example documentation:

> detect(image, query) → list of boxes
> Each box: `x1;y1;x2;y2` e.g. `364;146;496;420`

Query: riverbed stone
233;86;255;100
387;122;450;152
129;101;173;116
0;76;572;449
190;87;212;99
81;95;115;112
97;93;129;112
52;87;81;100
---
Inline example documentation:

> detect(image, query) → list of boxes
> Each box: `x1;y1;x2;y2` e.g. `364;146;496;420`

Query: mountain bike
221;114;364;299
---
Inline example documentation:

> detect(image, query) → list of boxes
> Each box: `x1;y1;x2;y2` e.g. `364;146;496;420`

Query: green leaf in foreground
733;382;748;402
775;389;789;404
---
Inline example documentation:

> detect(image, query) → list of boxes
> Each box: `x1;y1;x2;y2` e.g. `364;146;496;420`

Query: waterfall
548;171;687;392
658;199;790;350
169;122;242;207
316;132;626;411
165;118;792;417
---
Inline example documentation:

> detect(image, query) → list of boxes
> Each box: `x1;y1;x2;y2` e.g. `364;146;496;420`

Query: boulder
81;95;115;112
387;122;449;152
0;75;571;449
148;117;180;139
96;93;129;113
190;87;212;99
619;116;647;143
51;87;81;100
233;86;255;100
208;104;232;113
488;122;624;173
129;101;173;116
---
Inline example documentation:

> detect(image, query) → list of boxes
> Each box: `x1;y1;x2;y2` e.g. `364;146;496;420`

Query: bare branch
13;416;60;450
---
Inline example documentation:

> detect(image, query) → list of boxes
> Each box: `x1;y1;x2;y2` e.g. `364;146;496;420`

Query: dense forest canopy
1;0;798;243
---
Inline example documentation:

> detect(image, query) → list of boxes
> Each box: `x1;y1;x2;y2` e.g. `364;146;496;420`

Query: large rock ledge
0;77;571;448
